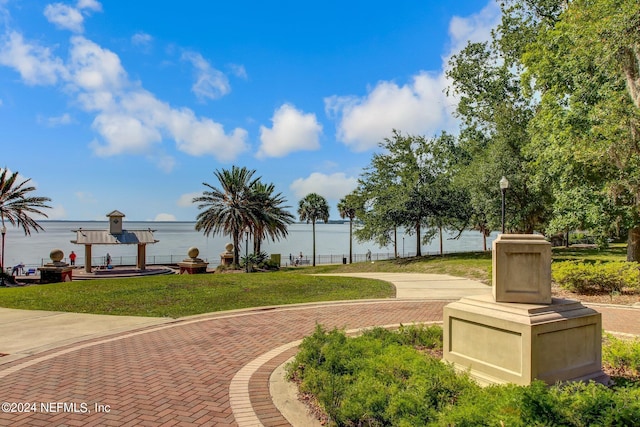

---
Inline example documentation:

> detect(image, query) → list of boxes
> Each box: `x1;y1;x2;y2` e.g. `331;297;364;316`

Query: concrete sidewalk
0;307;171;363
317;272;491;299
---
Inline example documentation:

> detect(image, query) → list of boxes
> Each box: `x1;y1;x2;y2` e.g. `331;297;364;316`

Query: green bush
603;334;640;377
552;261;639;294
288;325;474;426
290;324;640;426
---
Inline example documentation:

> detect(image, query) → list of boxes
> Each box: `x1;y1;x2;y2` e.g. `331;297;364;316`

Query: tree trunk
482;231;487;251
348;219;353;264
394;227;398;258
627;226;640;262
415;222;421;257
622;46;640;109
439;225;443;256
233;233;240;267
312;220;316;266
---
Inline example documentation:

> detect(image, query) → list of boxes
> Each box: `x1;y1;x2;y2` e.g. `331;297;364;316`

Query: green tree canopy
0;169;52;235
193;166;292;266
354;130;472;256
519;0;640;257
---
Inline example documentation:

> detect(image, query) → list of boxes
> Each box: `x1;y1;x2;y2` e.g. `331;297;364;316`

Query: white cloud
448;1;500;55
258;103;322;158
76;0;102;12
290;172;358;200
182;51;231;101
44;3;84;33
69;36;127;92
147;151;176;173
90;112;162;156
228;63;247;79
131;32;153;47
153;213;176;221
177;192;200;207
325;0;501;152
0;31;68;85
75;191;97;203
44;204;67;220
325;72;454;151
0;30;248;165
38;112;73;126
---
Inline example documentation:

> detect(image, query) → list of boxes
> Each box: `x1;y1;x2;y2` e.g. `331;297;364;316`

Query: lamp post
244;226;250;273
500;176;509;234
402;236;405;258
1;225;6;287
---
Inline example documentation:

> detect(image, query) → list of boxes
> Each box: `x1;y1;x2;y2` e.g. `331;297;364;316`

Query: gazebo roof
71;229;158;245
106;210;126;218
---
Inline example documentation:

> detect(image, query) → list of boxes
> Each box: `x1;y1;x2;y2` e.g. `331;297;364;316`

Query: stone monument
177;247;209;274
220;243;234;266
443;234;607;386
38;249;73;283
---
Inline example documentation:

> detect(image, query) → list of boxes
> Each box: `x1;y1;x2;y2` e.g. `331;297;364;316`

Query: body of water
1;220;499;269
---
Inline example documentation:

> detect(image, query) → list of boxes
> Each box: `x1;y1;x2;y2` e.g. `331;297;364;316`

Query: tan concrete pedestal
177;247;209;274
443;234;607;386
443;294;605;386
38;249;73;283
220;242;234;266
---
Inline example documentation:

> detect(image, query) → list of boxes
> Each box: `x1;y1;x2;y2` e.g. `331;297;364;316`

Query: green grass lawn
551;243;627;262
301;251;493;283
0;273;394;318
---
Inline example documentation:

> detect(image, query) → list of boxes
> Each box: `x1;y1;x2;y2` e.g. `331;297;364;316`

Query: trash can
342;257;347;264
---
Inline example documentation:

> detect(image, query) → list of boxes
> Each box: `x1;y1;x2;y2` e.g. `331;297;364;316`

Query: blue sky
0;0;500;221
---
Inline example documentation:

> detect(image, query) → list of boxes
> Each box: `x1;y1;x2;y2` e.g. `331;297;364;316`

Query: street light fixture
500;176;509;234
1;225;6;287
244;226;250;273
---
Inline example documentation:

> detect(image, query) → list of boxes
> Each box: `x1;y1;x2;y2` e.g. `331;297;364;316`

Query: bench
298;259;310;265
25;268;37;276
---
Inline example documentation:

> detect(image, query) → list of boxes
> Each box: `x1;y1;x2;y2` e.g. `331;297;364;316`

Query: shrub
552;261;639;294
602;334;640;378
290;324;640;426
240;251;279;271
287;325;473;426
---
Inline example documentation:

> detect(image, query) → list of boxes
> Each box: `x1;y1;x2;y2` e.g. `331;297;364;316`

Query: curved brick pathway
0;299;637;426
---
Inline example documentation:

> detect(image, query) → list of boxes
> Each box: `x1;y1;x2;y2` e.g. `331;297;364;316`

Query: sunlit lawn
551;243;627;262
303;251;493;283
0;272;394;318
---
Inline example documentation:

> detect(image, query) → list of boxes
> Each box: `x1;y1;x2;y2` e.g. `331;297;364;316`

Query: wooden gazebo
71;210;158;273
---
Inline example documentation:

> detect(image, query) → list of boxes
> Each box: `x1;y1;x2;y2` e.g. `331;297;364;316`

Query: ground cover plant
289;325;640;426
0;273;393;317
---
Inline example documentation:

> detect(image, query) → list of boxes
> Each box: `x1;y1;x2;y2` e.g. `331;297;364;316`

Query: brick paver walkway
0;300;637;426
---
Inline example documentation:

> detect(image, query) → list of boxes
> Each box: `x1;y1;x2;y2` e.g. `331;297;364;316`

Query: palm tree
338;193;359;264
249;181;294;254
298;193;329;266
193;166;259;266
0;169;52;279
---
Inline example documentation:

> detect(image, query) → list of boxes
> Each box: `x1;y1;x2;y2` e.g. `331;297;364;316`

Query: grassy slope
303;251;493;283
0;273;394;318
